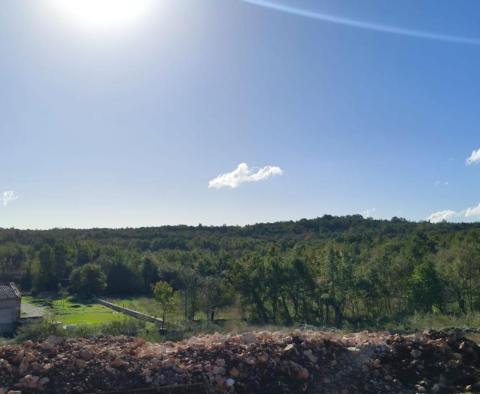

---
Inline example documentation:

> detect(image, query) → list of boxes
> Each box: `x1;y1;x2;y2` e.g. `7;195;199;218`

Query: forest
1;215;480;329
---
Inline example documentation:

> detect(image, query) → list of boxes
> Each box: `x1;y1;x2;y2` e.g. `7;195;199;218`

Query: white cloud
435;180;449;187
208;163;283;189
465;203;480;218
427;202;480;223
361;208;376;218
466;148;480;165
1;191;18;207
427;210;457;223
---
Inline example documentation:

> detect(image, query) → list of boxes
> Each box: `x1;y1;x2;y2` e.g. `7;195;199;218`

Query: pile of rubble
0;329;479;393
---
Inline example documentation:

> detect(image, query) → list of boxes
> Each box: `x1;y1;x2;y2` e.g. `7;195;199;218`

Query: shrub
16;319;64;342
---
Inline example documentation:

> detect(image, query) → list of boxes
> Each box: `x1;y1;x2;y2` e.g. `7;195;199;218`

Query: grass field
23;296;129;325
108;296;243;324
19;295;247;342
23;294;243;329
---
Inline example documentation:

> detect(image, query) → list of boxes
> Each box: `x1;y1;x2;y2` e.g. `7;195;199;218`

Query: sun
50;0;154;29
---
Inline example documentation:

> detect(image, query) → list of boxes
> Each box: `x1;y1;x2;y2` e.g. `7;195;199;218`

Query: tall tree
140;255;159;294
70;263;107;298
153;281;175;328
408;260;444;313
33;245;57;292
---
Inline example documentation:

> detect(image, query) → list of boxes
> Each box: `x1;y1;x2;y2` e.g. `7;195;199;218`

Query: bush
16;319;65;342
16;317;148;342
99;319;146;336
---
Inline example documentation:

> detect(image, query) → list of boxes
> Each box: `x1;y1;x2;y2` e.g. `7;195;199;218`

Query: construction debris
0;330;479;393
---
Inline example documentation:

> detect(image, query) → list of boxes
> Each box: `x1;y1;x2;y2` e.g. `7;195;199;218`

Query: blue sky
1;0;480;229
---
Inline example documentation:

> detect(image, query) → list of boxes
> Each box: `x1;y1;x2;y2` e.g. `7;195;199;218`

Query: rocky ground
0;329;480;393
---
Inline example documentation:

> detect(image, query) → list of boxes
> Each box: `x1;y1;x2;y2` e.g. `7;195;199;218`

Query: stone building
0;283;21;334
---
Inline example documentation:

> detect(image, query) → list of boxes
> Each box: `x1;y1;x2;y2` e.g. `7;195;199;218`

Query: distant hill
1;215;478;247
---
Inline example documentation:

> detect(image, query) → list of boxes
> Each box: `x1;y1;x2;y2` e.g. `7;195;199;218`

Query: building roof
0;283;21;300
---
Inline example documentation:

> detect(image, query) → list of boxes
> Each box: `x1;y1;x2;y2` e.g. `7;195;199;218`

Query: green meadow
23;296;129;325
108;296;243;324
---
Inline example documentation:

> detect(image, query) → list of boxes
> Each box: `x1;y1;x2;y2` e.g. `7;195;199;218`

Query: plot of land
21;300;46;319
23;296;129;325
22;295;243;331
108;296;242;324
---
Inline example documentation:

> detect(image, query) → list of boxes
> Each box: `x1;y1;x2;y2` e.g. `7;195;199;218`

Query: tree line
1;215;480;327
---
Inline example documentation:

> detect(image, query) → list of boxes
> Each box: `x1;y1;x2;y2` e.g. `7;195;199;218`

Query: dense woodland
1;215;480;328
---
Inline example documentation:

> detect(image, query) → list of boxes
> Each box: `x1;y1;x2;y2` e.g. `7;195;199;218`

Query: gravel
0;329;479;393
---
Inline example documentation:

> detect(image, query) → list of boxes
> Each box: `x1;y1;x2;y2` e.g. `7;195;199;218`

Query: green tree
230;254;271;323
319;246;354;328
152;281;175;327
70;263;107;298
76;242;96;265
53;241;68;283
33;245;57;292
200;276;234;321
140;255;159;294
104;261;142;295
175;265;201;321
0;243;26;277
437;240;480;313
408;260;444;313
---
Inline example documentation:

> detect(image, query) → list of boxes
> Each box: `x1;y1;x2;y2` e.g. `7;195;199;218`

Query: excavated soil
1;330;480;393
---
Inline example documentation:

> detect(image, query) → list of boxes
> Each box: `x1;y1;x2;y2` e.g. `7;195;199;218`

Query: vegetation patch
3;217;480;334
23;295;128;326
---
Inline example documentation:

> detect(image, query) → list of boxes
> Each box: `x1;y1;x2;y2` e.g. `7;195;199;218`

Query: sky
1;0;480;229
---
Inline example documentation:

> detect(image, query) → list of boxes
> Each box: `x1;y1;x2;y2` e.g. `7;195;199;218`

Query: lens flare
50;0;154;29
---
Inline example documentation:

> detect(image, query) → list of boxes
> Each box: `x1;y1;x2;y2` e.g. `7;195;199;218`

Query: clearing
23;296;129;325
107;296;242;324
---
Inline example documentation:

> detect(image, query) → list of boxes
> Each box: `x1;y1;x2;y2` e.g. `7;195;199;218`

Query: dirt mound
0;330;479;393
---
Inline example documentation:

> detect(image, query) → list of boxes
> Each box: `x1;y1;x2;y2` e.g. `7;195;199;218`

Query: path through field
21;300;47;318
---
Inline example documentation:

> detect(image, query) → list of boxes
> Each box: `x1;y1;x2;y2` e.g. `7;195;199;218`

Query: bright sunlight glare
50;0;154;29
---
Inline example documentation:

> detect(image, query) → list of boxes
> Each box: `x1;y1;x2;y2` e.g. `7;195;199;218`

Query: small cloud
466;148;480;165
361;208;376;218
427;210;458;223
1;191;18;207
208;163;283;189
435;180;449;187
